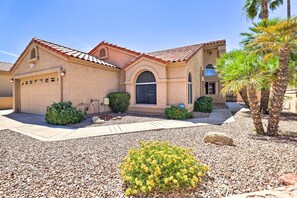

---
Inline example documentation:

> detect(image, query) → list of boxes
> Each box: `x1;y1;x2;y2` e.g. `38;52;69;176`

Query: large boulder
279;173;297;186
92;116;99;123
203;132;234;146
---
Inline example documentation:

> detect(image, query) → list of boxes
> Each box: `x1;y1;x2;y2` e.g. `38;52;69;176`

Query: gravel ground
69;112;210;128
0;110;296;197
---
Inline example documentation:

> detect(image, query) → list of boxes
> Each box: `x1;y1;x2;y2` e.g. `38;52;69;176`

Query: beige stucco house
11;38;226;115
0;61;13;109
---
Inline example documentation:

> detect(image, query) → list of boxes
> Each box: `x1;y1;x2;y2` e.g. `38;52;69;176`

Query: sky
0;0;296;63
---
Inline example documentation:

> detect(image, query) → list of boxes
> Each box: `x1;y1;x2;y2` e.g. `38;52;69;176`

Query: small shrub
45;101;85;125
119;141;209;196
164;105;193;120
194;96;213;113
107;92;130;113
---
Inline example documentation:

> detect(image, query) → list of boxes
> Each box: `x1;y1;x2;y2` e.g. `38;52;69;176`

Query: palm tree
246;18;297;135
287;0;291;19
243;0;284;114
216;50;275;135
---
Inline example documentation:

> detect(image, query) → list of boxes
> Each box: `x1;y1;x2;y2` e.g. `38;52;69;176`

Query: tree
245;18;297;136
216;50;277;135
243;0;284;114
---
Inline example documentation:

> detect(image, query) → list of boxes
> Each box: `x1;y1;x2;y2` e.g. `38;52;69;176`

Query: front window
205;64;216;77
205;82;216;94
136;71;156;104
188;73;192;104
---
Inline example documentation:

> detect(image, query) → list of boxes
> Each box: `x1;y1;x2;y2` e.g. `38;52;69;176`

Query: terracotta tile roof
12;38;119;72
89;41;141;56
33;38;118;69
147;40;226;62
0;61;13;72
122;53;168;70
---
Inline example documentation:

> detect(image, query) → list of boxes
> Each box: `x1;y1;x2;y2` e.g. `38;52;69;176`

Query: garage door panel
20;73;60;115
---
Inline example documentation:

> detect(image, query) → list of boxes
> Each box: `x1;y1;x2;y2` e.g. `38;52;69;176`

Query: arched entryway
136;71;156;104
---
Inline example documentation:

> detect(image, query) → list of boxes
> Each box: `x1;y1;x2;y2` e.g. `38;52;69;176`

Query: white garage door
20;73;60;115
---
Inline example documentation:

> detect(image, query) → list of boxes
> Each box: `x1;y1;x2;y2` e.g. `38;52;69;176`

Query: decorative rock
112;117;118;120
279;173;297;186
116;116;122;120
203;132;234;146
95;119;105;124
92;116;99;123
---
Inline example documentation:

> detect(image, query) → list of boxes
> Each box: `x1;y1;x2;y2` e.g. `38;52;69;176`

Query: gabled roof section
0;61;13;72
147;40;226;62
122;53;168;70
89;41;142;56
12;38;119;72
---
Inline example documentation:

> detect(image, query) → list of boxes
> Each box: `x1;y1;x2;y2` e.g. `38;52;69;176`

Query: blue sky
0;0;295;63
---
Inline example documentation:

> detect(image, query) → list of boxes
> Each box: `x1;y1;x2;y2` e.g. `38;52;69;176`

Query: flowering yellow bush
119;141;209;196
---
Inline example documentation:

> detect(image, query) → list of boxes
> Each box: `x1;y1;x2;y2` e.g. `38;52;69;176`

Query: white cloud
0;50;19;57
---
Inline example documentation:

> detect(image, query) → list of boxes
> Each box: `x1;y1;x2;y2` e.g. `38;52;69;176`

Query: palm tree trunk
239;86;250;109
287;0;291;19
248;86;265;135
260;88;270;114
260;0;269;19
267;48;290;136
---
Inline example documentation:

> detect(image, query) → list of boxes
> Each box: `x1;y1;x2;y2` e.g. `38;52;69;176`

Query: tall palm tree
216;50;276;135
287;0;291;19
244;0;284;114
246;18;297;136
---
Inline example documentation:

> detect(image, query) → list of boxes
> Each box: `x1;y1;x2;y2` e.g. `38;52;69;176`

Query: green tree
216;50;277;135
243;0;284;114
245;18;297;136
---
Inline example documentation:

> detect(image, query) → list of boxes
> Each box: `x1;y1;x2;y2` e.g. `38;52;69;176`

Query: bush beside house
164;105;193;120
119;141;209;196
45;101;85;125
107;92;130;113
194;96;213;113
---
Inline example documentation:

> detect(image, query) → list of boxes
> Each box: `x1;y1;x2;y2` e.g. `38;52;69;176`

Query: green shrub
164;105;193;120
194;96;213;113
107;92;130;113
119;141;209;196
45;101;85;125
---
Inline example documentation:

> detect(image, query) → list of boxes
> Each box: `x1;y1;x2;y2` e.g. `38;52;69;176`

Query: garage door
20;73;60;115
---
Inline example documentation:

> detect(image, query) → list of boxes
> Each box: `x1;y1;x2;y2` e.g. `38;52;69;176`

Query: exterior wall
66;61;120;114
0;97;13;109
202;46;226;103
186;49;204;110
125;59;167;113
91;45;137;68
284;90;297;113
12;45;68;113
0;72;12;97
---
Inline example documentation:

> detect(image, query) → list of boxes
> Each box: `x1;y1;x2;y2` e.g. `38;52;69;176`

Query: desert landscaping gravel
0;110;296;197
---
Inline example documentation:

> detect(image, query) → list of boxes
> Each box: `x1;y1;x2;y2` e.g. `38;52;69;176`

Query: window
188;73;192;104
99;48;107;58
30;48;36;59
136;71;156;104
51;77;55;82
45;78;49;83
205;64;216;77
205;82;216;94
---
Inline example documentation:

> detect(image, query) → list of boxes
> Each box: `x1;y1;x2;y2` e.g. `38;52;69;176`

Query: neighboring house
0;61;13;109
284;86;297;113
11;38;226;115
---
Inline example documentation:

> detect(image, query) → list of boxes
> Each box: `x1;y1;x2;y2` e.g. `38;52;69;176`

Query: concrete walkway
0;103;243;141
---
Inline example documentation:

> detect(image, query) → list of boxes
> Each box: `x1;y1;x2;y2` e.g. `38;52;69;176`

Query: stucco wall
0;72;12;97
284;90;297;113
66;61;120;114
0;97;13;109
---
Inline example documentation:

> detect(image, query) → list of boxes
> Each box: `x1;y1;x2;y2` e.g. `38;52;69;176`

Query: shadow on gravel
248;133;297;145
241;110;297;122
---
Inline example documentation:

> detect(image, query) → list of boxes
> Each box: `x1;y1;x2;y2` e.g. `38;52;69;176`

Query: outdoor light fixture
61;71;66;77
28;63;35;68
10;78;14;83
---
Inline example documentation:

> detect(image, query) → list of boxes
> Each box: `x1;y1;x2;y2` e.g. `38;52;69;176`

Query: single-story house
11;38;226;115
0;61;13;109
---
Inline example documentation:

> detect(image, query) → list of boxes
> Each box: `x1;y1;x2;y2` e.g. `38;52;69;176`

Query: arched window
30;48;36;59
188;73;192;104
136;71;156;104
99;48;107;58
205;64;216;76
